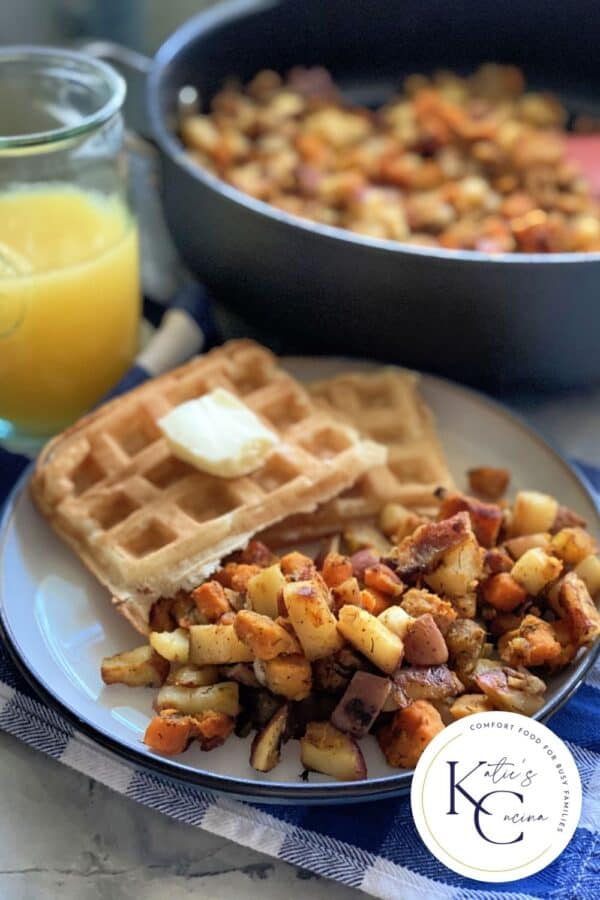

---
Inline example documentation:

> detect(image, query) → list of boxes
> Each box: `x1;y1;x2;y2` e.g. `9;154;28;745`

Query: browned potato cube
233;609;300;659
551;528;598;566
101;645;169;687
468;467;510;500
283;579;343;660
450;694;494;719
256;654;312;701
300;722;367;781
404;614;449;665
337;605;404;674
498;614;562;667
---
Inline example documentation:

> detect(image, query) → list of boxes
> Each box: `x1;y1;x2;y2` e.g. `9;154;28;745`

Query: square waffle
260;367;454;545
31;341;386;633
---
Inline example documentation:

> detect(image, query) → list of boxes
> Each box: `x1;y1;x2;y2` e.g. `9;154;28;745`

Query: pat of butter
158;387;279;478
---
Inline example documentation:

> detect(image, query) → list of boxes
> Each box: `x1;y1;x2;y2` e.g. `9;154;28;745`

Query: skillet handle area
77;39;153;138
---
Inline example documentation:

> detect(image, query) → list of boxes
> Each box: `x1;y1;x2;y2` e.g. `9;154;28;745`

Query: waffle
31;341;386;634
260;367;453;545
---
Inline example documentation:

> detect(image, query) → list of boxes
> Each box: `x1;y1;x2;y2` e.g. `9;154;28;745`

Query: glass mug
0;47;141;453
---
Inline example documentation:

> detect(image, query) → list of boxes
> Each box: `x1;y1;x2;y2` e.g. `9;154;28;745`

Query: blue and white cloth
0;453;599;900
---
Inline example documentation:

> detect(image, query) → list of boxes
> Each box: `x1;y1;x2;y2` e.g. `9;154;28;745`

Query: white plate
1;359;599;803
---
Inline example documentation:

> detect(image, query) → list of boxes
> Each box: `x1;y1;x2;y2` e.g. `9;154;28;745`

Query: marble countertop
0;388;597;900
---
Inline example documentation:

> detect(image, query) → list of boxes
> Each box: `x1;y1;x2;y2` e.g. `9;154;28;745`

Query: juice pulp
0;186;140;436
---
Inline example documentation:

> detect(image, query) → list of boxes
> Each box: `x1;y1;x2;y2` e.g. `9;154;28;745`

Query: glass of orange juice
0;47;141;453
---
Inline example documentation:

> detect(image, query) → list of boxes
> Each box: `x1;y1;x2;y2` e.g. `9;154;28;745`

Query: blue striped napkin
0;357;598;899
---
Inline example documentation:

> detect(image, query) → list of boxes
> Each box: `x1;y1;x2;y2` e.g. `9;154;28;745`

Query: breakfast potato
574;554;600;597
377;700;445;769
394;664;464;701
255;654;312;701
337;605;404;674
331;671;391;737
473;666;545;715
556;572;600;646
233;609;301;659
510;547;563;595
503;532;551;560
300;721;367;781
498;615;562;667
437;491;503;548
400;588;457;634
246;563;286;618
379;503;425;541
467;467;510;500
551;527;598;566
149;627;190;664
403;614;449;666
101;645;169;687
425;532;483;598
445;618;486;680
450;694;494;719
510;490;558;537
189;624;254;665
283;579;344;660
155;681;240;716
377;605;414;639
166;664;220;687
250;704;289;772
331;577;361;610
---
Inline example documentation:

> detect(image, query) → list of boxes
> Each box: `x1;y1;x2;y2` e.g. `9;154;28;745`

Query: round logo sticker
411;711;581;882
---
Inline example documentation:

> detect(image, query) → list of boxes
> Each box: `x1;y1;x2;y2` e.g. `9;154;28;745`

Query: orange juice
0;185;140;438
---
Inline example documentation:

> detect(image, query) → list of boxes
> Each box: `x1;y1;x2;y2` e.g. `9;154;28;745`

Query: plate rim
1;365;599;804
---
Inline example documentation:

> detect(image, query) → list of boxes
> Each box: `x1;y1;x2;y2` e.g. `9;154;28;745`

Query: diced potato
450;694;494;719
166;664;220;687
551;528;597;566
425;533;482;598
446;619;486;680
556;572;600;646
364;564;404;597
575;555;600;597
300;721;367;781
331;671;391;737
331;577;361;610
437;492;503;548
233;609;300;659
378;605;414;639
246;563;286;618
400;588;457;634
149;628;190;664
504;532;551;560
283;579;344;660
473;666;545;715
343;524;391;555
189;624;254;665
468;467;510;500
256;654;312;701
337;605;404;674
510;548;563;596
379;503;425;541
377;700;444;769
394;664;463;701
498;614;562;667
155;681;240;716
404;614;449;665
250;704;289;772
510;490;558;537
101;645;169;687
